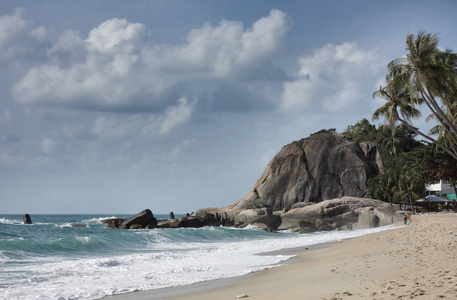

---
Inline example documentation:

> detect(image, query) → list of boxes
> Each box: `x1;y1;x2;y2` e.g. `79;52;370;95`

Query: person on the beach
404;215;407;225
406;215;410;225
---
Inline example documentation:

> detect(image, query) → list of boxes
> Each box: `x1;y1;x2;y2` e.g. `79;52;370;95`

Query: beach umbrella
424;195;449;202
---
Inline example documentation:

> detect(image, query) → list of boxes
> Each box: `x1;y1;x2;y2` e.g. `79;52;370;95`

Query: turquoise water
0;214;394;300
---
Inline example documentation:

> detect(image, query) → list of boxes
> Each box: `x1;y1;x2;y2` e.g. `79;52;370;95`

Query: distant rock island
106;133;402;232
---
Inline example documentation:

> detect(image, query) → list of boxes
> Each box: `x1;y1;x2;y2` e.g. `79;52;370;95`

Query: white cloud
86;18;147;54
90;97;192;139
159;97;193;134
0;8;48;62
172;9;291;78
281;42;384;112
11;10;291;113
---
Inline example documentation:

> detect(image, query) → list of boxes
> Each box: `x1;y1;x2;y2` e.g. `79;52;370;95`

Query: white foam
0;218;22;225
81;217;117;225
55;223;73;228
0;225;397;300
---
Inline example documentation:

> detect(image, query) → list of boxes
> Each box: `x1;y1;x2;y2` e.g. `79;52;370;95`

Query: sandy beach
107;213;457;300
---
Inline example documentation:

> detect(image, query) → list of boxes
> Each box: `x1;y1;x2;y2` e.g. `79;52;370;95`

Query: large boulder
224;133;383;211
120;209;157;229
101;218;127;228
193;208;239;227
234;208;272;226
175;216;204;228
298;220;317;233
233;208;282;232
279;197;400;230
353;206;404;229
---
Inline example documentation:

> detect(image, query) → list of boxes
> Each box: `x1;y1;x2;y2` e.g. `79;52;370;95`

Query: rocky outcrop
234;207;272;226
157;216;204;228
224;133;383;211
103;210;207;229
193;208;239;227
101;209;157;229
279;197;402;231
234;208;282;232
121;209;158;229
23;214;32;224
354;206;404;230
101;218;126;228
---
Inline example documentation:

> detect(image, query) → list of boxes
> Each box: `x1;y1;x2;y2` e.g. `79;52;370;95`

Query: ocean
0;214;395;300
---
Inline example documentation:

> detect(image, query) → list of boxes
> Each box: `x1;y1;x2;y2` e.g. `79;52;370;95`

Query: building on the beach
426;180;453;195
425;180;456;201
419;181;457;212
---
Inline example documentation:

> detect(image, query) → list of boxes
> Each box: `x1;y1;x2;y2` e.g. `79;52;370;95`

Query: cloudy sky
1;0;456;214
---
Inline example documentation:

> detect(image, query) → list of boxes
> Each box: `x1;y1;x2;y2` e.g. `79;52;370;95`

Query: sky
1;0;456;214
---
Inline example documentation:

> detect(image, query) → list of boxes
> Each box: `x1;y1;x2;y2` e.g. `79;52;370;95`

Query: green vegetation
310;128;337;136
343;119;425;210
367;31;457;211
372;31;457;161
251;202;269;209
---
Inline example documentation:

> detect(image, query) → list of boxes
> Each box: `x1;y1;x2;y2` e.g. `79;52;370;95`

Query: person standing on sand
406;215;410;225
404;215;407;225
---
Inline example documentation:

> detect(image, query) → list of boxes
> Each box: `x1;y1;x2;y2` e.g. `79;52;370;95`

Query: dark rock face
250;214;282;231
298;220;317;233
225;133;383;211
193;208;238;227
120;209;157;229
23;214;32;224
101;218;127;228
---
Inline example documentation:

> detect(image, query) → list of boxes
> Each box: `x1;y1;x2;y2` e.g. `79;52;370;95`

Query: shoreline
101;227;396;300
101;243;328;300
102;213;457;300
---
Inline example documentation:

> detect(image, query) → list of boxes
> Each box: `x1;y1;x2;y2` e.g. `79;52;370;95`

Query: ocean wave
0;218;22;225
0;215;398;300
81;216;117;225
54;223;73;228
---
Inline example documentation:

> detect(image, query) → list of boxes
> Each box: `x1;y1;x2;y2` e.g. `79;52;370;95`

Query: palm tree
372;79;419;126
367;168;399;209
374;32;457;161
393;170;421;213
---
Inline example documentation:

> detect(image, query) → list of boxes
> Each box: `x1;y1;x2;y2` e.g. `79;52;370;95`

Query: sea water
0;214;395;300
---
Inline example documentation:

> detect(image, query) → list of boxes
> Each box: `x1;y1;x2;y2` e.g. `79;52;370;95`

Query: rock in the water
225;133;383;211
175;216;204;228
298;220;317;233
23;214;32;224
234;208;271;226
120;209;157;229
101;218;126;228
233;208;282;232
72;224;87;228
193;208;238;227
129;224;144;229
